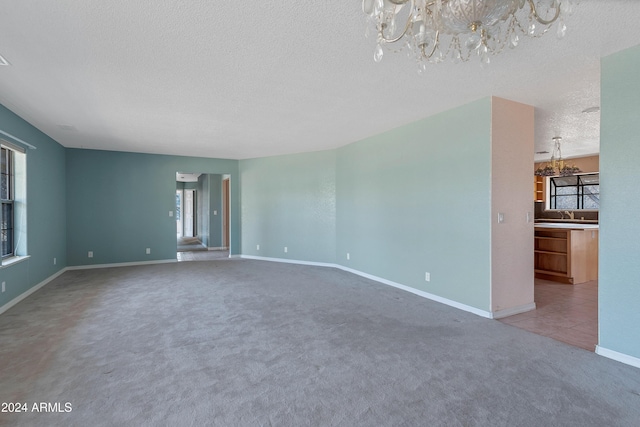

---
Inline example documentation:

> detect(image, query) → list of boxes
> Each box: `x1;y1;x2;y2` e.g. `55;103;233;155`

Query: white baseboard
0;267;68;316
66;258;177;271
596;346;640;369
207;247;227;251
239;255;493;318
490;302;536;319
335;264;494;319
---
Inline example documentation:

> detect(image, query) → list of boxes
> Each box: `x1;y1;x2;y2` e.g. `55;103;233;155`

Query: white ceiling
176;172;200;183
0;1;639;161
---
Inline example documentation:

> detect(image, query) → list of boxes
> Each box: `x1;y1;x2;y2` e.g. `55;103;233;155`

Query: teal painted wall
66;149;239;265
239;99;492;311
337;99;492;311
0;104;66;307
183;182;197;189
240;150;337;264
599;44;640;359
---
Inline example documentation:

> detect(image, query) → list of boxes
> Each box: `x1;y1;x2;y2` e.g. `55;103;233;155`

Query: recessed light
582;106;600;114
58;124;77;131
0;54;10;66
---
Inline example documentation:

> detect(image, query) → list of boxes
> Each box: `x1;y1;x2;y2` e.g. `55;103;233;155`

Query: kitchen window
549;173;599;210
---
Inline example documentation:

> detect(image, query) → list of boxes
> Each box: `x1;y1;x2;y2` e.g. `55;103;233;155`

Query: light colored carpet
1;260;639;426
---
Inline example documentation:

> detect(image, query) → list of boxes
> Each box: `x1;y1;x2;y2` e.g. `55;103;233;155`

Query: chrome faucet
564;211;575;220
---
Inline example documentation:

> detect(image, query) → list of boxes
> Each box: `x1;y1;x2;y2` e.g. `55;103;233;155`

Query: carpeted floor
1;260;639;426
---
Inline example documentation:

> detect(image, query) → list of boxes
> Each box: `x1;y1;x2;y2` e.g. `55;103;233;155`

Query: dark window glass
1;147;13;257
549;173;599;210
1;204;12;256
1;147;9;200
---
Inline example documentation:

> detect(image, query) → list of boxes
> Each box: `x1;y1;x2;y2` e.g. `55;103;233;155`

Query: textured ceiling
0;1;639;160
176;173;201;183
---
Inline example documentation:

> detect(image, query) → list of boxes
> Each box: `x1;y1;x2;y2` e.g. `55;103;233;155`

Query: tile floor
176;249;231;262
499;279;598;351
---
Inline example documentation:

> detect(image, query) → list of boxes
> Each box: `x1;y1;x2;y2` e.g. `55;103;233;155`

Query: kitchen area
500;154;599;351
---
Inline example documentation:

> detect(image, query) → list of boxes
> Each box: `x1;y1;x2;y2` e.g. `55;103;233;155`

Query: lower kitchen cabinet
534;227;598;284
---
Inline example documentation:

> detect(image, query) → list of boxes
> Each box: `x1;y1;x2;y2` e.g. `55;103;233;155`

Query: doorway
176;173;204;253
500;158;600;352
176;172;230;260
176;188;198;238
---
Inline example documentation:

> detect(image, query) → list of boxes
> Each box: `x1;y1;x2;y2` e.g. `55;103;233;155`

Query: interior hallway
499;279;598;351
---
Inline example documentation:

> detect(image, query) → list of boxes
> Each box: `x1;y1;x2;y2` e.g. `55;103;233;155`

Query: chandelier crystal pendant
535;137;581;177
363;0;576;71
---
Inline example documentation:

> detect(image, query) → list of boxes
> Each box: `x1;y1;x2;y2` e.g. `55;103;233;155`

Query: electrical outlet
88;251;93;258
256;244;260;250
213;210;218;215
146;248;151;254
425;272;431;282
169;211;174;217
347;253;350;260
1;282;5;293
53;257;57;265
284;247;288;253
497;213;505;223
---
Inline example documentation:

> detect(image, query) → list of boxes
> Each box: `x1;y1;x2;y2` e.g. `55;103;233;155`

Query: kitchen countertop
535;218;598;224
534;222;599;229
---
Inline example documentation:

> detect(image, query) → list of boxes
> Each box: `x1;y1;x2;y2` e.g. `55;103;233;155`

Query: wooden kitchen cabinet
534;176;545;202
534;227;598;284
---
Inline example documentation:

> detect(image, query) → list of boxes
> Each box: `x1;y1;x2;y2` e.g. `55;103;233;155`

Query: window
549;173;599;210
1;146;14;257
1;141;26;262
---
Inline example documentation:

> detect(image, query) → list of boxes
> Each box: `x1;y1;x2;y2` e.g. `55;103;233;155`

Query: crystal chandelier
535;137;581;177
363;0;576;71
